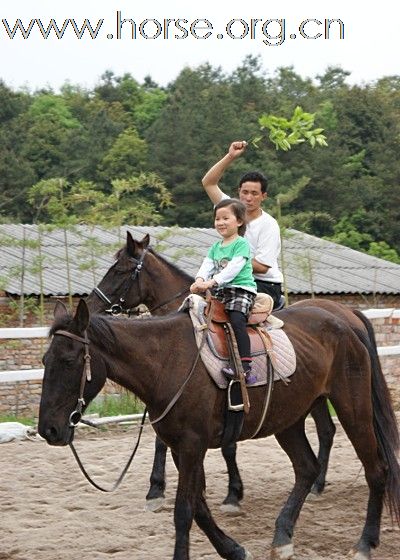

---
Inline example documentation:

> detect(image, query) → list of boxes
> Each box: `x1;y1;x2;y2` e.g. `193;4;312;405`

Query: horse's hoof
270;544;295;560
309;484;324;496
244;550;253;560
347;550;371;560
305;490;320;502
219;502;242;516
145;497;165;512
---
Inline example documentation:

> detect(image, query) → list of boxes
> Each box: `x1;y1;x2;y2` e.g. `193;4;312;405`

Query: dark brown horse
85;232;382;509
39;298;400;559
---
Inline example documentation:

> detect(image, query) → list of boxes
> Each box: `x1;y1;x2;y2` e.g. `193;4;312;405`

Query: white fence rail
1;308;399;384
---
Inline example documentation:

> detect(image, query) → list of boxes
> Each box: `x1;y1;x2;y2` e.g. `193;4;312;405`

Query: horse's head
38;299;107;446
86;231;151;315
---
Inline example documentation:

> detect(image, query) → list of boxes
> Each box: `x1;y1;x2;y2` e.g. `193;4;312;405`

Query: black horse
39;299;400;559
85;232;382;511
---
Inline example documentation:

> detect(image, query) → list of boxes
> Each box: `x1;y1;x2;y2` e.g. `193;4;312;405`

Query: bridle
92;247;189;315
93;248;149;316
54;329;92;427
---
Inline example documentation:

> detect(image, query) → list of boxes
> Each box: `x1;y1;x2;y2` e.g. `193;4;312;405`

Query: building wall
1;295;400;417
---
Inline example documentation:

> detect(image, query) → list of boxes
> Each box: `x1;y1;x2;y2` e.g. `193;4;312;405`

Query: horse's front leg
220;441;244;514
171;447;204;559
145;436;167;511
172;448;251;560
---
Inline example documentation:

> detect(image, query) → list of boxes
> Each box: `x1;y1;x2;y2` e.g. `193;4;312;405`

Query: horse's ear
54;300;69;319
126;231;150;257
126;231;138;258
141;233;150;249
72;299;90;333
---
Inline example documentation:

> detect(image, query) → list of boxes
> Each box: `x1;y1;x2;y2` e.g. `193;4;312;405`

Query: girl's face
214;206;243;240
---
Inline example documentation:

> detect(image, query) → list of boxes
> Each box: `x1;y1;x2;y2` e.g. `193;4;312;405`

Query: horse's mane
49;315;119;356
50;310;186;356
115;244;194;283
148;248;194;283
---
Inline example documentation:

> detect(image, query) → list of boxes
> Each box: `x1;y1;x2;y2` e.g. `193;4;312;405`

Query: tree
86;173;172;227
99;128;148;181
316;66;351;92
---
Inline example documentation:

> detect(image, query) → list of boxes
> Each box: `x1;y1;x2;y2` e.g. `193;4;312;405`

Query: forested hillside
1;56;399;260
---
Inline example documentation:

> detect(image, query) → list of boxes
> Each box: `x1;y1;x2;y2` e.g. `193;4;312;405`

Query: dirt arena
1;418;399;560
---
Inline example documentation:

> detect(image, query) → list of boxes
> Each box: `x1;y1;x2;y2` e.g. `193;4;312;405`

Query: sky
1;0;399;91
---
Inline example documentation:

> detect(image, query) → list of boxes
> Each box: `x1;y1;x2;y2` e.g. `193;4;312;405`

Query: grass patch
0;415;36;426
327;399;337;417
86;392;144;417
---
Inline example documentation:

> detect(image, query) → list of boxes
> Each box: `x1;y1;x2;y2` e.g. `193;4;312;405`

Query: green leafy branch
252;106;328;151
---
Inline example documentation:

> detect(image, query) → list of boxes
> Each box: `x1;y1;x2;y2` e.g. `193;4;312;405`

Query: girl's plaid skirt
213;287;256;316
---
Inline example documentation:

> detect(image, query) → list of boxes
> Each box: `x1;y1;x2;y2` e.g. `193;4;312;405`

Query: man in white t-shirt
202;140;283;308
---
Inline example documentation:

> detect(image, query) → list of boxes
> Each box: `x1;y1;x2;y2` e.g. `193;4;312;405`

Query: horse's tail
352;309;399;455
352;308;379;353
354;324;400;525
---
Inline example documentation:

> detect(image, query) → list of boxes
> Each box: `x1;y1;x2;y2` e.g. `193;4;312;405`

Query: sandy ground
1;418;399;560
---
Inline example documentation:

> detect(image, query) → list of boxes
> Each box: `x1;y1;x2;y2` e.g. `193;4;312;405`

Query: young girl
190;198;257;385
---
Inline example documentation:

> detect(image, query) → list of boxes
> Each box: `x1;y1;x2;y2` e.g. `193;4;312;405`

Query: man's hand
228;140;248;160
202;140;248;205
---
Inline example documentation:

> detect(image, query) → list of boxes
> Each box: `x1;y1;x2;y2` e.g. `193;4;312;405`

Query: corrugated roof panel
1;224;400;296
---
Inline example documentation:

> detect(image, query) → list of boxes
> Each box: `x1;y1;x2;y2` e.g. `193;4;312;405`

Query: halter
92;247;189;315
53;329;92;427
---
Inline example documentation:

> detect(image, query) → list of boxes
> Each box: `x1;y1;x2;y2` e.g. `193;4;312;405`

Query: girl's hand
190;279;216;293
190;280;205;294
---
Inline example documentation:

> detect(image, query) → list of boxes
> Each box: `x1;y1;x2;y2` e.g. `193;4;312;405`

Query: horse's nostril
46;426;59;442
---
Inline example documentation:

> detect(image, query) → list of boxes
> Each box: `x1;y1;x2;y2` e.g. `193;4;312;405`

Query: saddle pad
185;295;296;389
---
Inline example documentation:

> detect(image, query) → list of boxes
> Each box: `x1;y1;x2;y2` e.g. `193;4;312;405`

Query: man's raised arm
201;141;247;205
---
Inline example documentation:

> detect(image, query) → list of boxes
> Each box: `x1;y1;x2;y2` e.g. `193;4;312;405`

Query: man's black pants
255;280;282;309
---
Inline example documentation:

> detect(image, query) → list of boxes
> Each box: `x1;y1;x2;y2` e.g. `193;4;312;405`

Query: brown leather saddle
205;298;272;359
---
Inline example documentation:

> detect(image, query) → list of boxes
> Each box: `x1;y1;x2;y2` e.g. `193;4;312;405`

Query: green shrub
86;392;144;417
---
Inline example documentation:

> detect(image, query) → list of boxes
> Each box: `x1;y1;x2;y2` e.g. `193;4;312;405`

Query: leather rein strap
249;328;274;439
68;411;147;493
53;328;146;492
52;315;210;490
146;303;213;425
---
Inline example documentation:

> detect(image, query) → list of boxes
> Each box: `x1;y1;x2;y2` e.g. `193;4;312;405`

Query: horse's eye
63;356;78;366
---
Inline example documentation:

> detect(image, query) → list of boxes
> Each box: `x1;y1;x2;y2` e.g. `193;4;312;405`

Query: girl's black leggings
227;310;251;361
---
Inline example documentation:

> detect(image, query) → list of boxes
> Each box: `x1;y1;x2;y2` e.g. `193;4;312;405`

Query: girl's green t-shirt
207;237;257;291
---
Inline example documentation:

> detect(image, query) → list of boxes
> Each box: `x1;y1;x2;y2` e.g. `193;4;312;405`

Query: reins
54;328;146;492
52;309;211;491
147;287;190;314
68;409;147;492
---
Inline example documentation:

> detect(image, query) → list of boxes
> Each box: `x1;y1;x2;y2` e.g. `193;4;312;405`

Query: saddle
182;294;296;388
205;296;275;359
